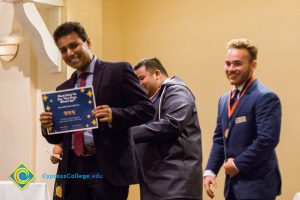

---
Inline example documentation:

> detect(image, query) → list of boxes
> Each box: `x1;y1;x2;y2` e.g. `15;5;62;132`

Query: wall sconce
0;35;21;62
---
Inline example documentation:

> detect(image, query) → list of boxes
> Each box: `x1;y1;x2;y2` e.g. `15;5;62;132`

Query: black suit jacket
43;60;154;190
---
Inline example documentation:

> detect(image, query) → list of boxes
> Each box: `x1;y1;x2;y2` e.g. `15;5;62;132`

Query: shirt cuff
203;170;216;177
232;160;240;172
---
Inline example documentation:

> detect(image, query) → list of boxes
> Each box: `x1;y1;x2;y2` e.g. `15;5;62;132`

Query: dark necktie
73;73;87;156
230;89;240;107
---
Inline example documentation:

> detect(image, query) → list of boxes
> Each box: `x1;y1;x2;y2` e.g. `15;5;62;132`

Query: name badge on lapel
235;116;247;124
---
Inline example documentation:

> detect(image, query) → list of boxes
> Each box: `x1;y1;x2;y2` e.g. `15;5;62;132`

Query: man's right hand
204;176;218;199
39;112;53;129
50;153;62;164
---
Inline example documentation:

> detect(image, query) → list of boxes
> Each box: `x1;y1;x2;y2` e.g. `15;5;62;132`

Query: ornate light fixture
1;0;25;3
0;35;21;62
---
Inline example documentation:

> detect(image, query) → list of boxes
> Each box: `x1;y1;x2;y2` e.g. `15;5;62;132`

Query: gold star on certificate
46;105;51;111
80;88;85;93
92;119;96;125
87;90;93;98
87;114;91;119
47;127;53;132
88;100;93;104
43;95;48;101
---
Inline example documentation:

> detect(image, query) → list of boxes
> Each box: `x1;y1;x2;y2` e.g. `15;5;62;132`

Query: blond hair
227;38;258;61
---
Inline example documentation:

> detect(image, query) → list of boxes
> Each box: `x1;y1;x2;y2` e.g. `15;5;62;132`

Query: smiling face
135;65;161;97
57;32;93;71
225;48;257;87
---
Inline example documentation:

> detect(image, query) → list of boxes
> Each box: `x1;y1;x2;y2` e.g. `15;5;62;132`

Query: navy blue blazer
42;59;154;198
206;80;282;199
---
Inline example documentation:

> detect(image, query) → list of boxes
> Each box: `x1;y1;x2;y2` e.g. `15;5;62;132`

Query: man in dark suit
131;57;203;200
39;22;154;200
204;39;282;200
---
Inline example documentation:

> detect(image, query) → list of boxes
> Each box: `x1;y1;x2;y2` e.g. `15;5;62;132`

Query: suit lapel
228;95;249;131
63;72;77;90
221;94;230;129
93;59;105;98
228;80;258;131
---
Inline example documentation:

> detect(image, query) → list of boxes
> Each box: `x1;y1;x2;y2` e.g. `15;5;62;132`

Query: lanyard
150;87;161;102
227;76;255;118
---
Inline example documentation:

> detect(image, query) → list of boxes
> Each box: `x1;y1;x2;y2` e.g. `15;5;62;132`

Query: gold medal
55;185;62;198
224;128;229;139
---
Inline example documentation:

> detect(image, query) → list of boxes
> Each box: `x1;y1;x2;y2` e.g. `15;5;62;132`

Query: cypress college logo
8;162;36;190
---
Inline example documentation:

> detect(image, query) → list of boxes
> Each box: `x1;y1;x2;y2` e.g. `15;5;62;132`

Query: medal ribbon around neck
227;75;256;118
150;87;161;102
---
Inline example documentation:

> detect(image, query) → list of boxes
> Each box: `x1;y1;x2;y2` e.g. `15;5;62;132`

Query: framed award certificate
42;86;98;134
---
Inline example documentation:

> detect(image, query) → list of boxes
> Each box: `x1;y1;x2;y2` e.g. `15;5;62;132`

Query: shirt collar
76;56;97;78
162;77;171;85
233;82;245;92
149;78;170;102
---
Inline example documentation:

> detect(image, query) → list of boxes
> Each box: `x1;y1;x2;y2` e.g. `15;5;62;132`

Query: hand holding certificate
41;86;98;134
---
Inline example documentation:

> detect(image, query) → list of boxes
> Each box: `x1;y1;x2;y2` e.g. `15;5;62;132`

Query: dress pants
65;151;129;200
226;186;275;200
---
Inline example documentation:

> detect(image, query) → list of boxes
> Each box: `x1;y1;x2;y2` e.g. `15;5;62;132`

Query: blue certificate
42;87;98;134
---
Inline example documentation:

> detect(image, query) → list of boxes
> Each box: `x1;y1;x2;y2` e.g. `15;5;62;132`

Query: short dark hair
134;57;169;77
53;22;88;45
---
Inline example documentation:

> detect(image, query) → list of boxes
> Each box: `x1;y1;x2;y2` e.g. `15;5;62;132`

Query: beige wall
102;0;123;61
0;37;32;180
102;0;300;199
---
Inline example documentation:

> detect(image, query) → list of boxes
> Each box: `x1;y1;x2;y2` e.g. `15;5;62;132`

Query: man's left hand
223;158;239;177
92;105;113;123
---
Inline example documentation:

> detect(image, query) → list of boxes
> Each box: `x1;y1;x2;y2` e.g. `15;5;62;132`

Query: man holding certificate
39;22;154;200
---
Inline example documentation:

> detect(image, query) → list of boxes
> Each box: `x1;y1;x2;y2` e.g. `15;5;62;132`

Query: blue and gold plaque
42;86;98;134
